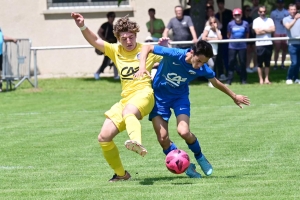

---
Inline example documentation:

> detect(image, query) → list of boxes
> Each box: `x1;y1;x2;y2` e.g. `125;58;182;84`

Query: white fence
30;36;300;88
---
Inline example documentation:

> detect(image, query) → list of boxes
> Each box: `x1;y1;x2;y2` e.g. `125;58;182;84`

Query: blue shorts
149;94;190;121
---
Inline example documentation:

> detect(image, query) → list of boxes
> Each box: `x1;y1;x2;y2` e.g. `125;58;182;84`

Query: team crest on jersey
188;70;196;75
136;52;141;60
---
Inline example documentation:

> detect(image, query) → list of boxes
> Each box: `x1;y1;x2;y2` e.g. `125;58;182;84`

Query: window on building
48;0;129;8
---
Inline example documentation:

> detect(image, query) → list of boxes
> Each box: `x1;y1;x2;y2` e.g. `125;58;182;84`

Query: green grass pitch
0;72;299;200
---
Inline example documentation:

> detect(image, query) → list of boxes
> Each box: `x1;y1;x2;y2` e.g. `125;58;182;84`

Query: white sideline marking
0;166;34;170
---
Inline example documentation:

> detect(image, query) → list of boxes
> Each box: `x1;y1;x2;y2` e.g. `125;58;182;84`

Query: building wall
0;0;241;77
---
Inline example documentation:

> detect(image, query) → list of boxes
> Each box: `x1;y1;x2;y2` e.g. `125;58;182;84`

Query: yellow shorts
104;87;154;132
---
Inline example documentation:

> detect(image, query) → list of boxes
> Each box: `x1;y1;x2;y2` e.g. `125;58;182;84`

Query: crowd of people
144;0;300;85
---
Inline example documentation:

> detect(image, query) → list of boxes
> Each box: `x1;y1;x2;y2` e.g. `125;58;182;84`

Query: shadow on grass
139;176;193;185
79;77;120;83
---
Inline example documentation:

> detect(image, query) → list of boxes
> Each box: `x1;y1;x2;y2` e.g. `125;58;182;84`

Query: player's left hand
234;95;250;109
158;37;170;47
134;68;150;79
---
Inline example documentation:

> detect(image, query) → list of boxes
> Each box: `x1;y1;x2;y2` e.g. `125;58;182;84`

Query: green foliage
0;75;300;199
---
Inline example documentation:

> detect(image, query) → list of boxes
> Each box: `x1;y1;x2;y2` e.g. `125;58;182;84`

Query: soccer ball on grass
165;149;190;174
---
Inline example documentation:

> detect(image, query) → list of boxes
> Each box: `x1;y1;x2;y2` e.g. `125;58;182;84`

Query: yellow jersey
104;42;162;97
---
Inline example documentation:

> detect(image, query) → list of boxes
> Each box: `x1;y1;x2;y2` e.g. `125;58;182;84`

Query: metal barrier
30;36;300;88
2;39;34;90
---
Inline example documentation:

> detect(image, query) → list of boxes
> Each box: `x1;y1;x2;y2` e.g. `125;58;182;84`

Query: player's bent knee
177;129;191;139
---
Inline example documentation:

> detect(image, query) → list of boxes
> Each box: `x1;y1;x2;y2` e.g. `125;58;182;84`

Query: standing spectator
226;8;249;85
206;6;223;29
250;0;260;20
202;16;223;86
94;12;119;80
163;5;198;49
0;27;17;92
146;8;165;42
253;6;275;84
270;0;289;70
242;5;258;73
283;4;300;84
215;0;233;81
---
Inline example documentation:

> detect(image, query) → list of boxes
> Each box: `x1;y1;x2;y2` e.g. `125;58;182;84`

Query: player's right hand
134;68;150;79
71;12;85;28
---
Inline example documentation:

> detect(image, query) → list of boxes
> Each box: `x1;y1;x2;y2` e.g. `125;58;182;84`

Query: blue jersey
152;45;215;98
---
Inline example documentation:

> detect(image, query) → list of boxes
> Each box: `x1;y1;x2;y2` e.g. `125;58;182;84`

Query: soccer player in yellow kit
71;13;162;182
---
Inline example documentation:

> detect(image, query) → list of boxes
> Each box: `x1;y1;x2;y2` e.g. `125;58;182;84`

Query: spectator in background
146;8;165;42
271;0;289;70
242;5;258;74
283;4;300;84
215;0;232;81
253;5;275;84
206;6;223;29
163;5;198;49
250;0;260;19
202;16;223;87
226;8;249;85
94;12;119;80
202;16;222;87
0;27;17;92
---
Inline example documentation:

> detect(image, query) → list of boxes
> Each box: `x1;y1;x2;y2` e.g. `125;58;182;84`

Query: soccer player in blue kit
135;38;250;178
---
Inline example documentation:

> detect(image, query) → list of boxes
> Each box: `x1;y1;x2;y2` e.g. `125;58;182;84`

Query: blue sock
163;143;177;155
187;138;202;160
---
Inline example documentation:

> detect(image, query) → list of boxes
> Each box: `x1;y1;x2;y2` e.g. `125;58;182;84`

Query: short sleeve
282;17;288;25
166;19;173;29
252;18;258;29
104;42;117;61
158;19;165;29
186;16;194;27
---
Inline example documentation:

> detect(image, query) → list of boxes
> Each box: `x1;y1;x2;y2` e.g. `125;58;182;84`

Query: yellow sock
124;113;142;144
99;141;125;176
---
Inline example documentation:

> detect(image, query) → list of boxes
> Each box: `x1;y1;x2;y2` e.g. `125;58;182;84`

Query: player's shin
124;114;142;144
187;138;202;160
99;141;126;176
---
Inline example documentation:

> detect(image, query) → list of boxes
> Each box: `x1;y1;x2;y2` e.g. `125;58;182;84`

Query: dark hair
217;0;225;4
148;8;155;13
192;40;214;58
206;5;214;11
107;12;116;18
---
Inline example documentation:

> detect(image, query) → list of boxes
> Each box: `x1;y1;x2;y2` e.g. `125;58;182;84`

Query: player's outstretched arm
71;12;105;53
209;78;250;108
134;44;154;78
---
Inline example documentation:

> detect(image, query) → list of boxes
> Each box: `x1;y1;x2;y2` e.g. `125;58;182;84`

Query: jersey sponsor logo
164;73;187;87
172;62;180;65
188;70;196;75
121;66;139;80
179;107;187;110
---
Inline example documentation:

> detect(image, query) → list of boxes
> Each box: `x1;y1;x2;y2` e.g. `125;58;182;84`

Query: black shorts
0;54;2;71
256;45;273;67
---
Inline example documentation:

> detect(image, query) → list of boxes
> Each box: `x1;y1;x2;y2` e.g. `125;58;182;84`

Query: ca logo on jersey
121;66;139;80
164;73;187;87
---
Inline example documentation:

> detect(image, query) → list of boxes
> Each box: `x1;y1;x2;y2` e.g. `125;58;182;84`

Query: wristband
80;25;87;31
